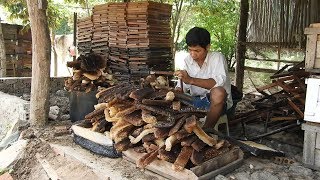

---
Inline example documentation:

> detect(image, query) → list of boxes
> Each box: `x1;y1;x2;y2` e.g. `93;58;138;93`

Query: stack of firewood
232;62;318;139
77;2;173;81
77;17;93;55
65;53;115;92
107;3;129;78
125;1;173;76
91;3;110;55
80;75;235;170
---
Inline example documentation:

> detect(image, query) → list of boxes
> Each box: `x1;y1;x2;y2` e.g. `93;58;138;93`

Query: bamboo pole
73;12;77;61
235;0;249;92
285;0;289;47
0;19;6;77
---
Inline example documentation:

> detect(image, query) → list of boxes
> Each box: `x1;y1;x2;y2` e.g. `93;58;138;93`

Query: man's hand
174;70;193;85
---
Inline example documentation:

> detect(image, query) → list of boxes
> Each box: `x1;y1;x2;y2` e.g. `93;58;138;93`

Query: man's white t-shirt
176;51;233;110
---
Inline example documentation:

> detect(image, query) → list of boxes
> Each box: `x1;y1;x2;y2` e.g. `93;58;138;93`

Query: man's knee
209;87;227;103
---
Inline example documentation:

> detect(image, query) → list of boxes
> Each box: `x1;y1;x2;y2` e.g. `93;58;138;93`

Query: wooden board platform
123;147;243;180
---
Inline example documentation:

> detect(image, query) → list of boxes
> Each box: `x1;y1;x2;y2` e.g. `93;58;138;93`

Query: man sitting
174;27;233;129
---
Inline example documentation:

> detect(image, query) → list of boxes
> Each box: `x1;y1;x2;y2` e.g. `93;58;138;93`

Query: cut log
172;146;193;171
165;134;177;151
168;115;187;136
129;128;155;144
193;124;218;147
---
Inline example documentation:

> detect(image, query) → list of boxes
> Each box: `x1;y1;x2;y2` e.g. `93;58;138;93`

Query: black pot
69;91;98;122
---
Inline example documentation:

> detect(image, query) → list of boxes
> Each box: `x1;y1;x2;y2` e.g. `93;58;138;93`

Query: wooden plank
310;23;320;28
36;153;60;180
123;148;243;180
256;82;278;92
244;66;278;73
317;40;320;58
316;133;320;149
303;131;316;166
305;34;317;70
2;24;18;40
270;116;298;121
123;149;198;180
305;28;320;35
198;157;243;180
315;149;320;168
276;81;294;94
71;125;113;147
302;122;320;133
190;148;242;176
315;58;320;69
246;57;300;64
287;98;304;118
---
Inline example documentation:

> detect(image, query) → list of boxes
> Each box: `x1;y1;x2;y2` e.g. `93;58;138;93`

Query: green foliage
55;18;72;34
48;1;72;33
0;168;12;176
0;0;29;24
0;0;89;33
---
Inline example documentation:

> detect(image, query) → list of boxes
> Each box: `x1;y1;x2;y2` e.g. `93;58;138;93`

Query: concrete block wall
0;77;65;96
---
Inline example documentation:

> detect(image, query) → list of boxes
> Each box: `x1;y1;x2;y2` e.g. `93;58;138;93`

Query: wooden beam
305;28;320;35
245;42;304;51
0;20;6;77
287;98;304;118
244;66;278;73
73;12;77;61
270;70;310;79
235;0;249;92
245;57;300;64
256;82;278;92
305;34;317;70
270;116;298;121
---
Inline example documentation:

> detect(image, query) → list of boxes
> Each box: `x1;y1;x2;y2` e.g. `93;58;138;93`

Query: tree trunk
0;21;6;77
171;0;183;63
235;0;249;93
27;0;51;126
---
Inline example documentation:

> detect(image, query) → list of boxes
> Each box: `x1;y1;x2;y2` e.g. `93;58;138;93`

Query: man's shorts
191;93;227;115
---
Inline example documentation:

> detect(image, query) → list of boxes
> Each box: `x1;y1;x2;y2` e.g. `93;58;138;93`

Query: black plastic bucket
69;91;98;122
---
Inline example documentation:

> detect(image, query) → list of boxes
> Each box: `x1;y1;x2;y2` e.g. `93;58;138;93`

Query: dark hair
186;27;210;49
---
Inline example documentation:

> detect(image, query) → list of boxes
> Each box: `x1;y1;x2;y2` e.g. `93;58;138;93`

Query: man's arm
174;70;216;90
189;77;216;90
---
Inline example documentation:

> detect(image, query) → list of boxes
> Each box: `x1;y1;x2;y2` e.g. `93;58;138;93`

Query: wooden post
85;0;90;16
27;0;51;126
73;12;77;61
0;19;6;77
235;0;249;92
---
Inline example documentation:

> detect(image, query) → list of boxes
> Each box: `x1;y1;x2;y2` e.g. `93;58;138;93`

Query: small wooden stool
214;114;230;136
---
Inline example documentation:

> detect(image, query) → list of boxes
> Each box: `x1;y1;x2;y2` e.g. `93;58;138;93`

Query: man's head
186;27;211;48
186;27;210;62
